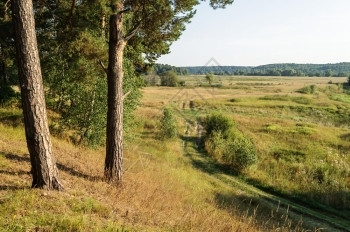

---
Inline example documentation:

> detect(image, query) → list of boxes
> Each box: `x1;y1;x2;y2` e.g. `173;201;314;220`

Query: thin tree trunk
12;0;63;190
101;13;106;38
66;0;77;28
104;9;126;184
0;46;7;84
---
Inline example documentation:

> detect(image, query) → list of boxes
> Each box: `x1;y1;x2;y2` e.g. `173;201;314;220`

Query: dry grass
0;116;318;231
1;76;348;231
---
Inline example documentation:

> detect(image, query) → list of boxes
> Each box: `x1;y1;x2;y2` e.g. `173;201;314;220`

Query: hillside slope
0;105;347;231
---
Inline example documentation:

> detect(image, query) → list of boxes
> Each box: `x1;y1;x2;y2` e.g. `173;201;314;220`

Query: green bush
160;108;177;139
222;131;257;171
205;130;226;160
203;112;257;171
203;112;234;136
0;84;18;104
160;70;178;87
296;85;317;94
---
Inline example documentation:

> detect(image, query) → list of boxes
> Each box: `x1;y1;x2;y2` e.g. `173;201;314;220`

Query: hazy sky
157;0;350;67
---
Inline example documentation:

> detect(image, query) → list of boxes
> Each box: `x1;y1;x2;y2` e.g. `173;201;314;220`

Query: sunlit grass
1;76;349;231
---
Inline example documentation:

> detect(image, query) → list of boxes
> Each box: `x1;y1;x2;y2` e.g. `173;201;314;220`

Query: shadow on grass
181;135;239;176
56;163;102;182
3;152;102;182
0;170;29;176
0;111;23;127
182;135;350;229
139;131;158;140
214;192;300;230
5;153;30;162
0;185;29;191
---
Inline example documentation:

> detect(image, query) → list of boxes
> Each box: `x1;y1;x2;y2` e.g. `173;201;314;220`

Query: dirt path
182;121;350;232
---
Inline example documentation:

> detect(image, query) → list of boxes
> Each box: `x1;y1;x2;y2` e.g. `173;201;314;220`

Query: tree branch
3;0;11;21
123;91;131;100
66;0;77;28
124;21;142;41
98;59;108;75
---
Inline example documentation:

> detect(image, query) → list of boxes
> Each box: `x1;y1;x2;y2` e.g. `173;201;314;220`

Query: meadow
142;76;350;228
0;75;349;231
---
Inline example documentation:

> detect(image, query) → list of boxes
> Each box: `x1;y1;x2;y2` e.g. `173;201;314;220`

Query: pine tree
12;0;63;190
104;0;234;184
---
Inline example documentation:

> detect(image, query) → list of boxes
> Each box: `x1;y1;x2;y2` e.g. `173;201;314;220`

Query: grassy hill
1;76;350;231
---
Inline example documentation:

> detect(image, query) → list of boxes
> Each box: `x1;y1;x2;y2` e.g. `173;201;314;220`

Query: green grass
143;77;350;220
1;76;350;231
331;93;350;103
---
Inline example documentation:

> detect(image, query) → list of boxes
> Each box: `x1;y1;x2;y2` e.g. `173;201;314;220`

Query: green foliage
160;70;179;87
203;112;257;171
330;94;350;103
205;130;226;159
203;112;234;136
0;84;18;104
184;62;350;77
160;108;178;139
296;85;317;94
291;96;312;105
205;73;213;86
273;149;306;162
259;95;290;101
152;63;188;75
221;130;257;171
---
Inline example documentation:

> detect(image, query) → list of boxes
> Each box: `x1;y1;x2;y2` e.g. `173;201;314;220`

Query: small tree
347;76;350;86
205;73;213;86
160;70;178;87
160;108;177;139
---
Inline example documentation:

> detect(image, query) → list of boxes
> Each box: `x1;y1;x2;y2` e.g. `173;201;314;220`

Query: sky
157;0;350;67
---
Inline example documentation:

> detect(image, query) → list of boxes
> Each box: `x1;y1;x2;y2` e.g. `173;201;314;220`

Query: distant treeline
151;64;188;75
153;63;350;77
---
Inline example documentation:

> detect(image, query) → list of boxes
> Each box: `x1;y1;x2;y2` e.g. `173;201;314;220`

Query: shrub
160;70;178;87
160;108;177;139
203;112;257;171
222;132;257;171
0;84;18;104
205;130;226;160
203;112;234;136
296;85;317;94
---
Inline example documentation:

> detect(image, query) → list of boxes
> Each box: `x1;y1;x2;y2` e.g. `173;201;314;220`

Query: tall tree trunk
12;0;63;190
0;46;7;84
104;9;126;184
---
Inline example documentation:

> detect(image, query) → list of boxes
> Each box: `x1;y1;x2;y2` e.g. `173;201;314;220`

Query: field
142;76;350;228
0;75;349;231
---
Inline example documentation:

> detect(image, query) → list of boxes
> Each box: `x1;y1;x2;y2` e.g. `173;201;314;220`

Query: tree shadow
214;192;313;231
2;152;102;182
215;191;350;231
5;153;30;162
0;112;23;127
181;135;238;176
56;163;102;182
0;185;29;191
0;169;30;176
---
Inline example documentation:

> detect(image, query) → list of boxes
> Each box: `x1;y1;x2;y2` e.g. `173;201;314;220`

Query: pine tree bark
104;7;126;184
12;0;63;190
